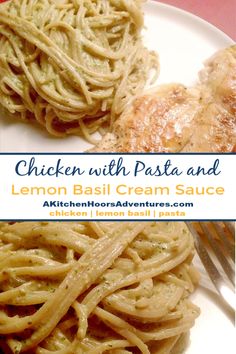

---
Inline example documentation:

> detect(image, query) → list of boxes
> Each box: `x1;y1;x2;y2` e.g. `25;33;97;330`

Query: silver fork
186;221;235;312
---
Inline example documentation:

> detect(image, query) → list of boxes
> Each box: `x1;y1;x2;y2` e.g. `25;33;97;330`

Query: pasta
0;0;158;142
0;221;200;354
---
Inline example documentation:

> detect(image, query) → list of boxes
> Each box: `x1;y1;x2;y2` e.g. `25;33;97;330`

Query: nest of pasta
0;0;158;142
0;222;200;354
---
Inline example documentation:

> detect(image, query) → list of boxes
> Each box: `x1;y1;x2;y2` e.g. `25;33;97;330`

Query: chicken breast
92;46;236;153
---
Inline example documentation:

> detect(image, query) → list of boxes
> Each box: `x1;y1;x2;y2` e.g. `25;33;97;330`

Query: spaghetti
0;0;158;142
0;221;200;353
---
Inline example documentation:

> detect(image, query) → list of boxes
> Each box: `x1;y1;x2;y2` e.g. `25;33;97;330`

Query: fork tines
186;221;235;311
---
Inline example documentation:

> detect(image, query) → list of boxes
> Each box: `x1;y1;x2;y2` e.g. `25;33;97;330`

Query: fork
186;221;235;312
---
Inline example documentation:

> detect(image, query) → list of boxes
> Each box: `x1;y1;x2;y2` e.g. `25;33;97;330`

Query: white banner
0;154;235;220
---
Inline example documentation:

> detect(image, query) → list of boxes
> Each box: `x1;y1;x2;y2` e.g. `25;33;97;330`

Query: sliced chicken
92;46;236;153
199;45;236;115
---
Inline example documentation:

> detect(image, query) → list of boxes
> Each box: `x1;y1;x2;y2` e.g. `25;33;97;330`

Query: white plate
0;0;234;152
190;256;235;354
0;2;235;353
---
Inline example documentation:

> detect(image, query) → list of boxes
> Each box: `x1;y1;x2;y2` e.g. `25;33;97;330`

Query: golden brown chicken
93;46;236;152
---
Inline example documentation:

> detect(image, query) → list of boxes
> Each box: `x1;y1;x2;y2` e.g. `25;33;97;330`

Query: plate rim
146;0;234;45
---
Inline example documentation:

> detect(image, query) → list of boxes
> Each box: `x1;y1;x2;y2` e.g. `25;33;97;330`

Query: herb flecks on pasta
0;0;158;142
0;221;199;353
